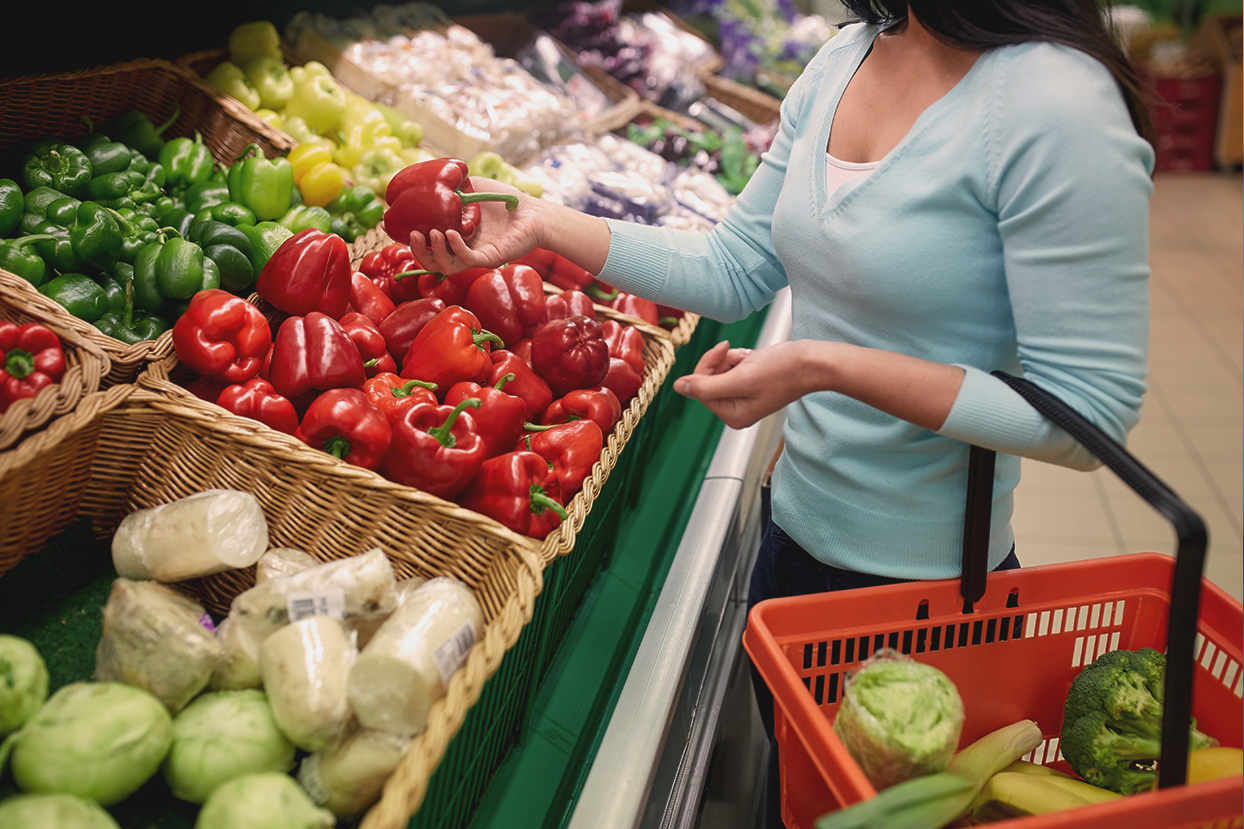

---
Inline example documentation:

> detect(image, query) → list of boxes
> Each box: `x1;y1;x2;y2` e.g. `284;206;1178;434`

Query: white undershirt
826;151;880;196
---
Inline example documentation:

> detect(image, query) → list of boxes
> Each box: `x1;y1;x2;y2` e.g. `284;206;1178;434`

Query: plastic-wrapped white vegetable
254;548;317;586
259;617;355;752
297;728;409;819
162;689;296;804
194;772;334;829
93;579;221;714
230;548;398;642
0;792;121;828
354;576;429;649
347;578;483;736
0;635;48;735
208;616;263;691
111;490;268;582
10;682;172;806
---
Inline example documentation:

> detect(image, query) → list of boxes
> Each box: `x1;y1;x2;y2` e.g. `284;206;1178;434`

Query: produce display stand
0;59;294;386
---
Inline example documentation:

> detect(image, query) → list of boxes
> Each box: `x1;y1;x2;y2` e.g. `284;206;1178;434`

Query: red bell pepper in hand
400;306;503;394
541;387;622;435
359;243;422;303
444;373;527;459
456;450;569;540
531;315;609;396
378;297;446;372
295;387;392;471
171;289;272;384
0;321;65;413
381;397;485;499
489;349;552;420
463;264;545;348
339;312;396;378
543;289;595;323
609;292;660;327
348;270;396;325
216;377;299;434
362;371;438;426
414;262;491;306
517;419;604;498
257;229;352;319
268;311;366;400
384;158;519;244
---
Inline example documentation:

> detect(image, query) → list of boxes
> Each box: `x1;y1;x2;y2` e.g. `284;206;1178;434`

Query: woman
410;0;1153;822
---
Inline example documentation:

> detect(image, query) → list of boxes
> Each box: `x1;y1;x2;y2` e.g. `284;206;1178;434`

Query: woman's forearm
533;198;613;276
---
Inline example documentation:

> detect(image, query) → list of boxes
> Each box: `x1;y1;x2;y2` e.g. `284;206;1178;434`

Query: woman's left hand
674;340;811;429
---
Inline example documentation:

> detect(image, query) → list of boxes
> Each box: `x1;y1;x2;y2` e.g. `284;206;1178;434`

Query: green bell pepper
203;201;256;227
0;235;55;286
97;273;128;316
21;139;93;197
351;148;404;194
76;118;134;176
94;276;168;344
243;56;295;111
227;144;294;221
235;221;293;274
29;222;85;274
184;180;231;215
206;61;262;111
189;219;255;294
39;273;110;322
325;183;384;242
86;171;158;204
229;21;283;66
159;132;216;193
156;208;196;239
0;179;24;237
277;204;332;234
66;202;131;273
133;235;220;315
375;101;423;149
41;196;83;230
127;153;167;190
23;187;65;221
107;105;181;161
121;229;158;265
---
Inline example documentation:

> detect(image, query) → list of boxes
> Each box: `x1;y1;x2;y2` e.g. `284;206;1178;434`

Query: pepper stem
4;348;35;380
323;435;351;459
529;484;569;520
523;422;557;432
123;276;135;329
13;235;58;250
473;329;504;350
455;189;520;212
493;372;515;392
392;269;436;281
586;283;619;303
363;358;378;368
392;378;437;398
427;397;481;448
233;142;261;164
659;316;680;328
105;207;137;238
154;103;182;137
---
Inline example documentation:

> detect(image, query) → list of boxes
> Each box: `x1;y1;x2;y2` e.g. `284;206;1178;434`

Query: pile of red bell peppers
171;228;650;541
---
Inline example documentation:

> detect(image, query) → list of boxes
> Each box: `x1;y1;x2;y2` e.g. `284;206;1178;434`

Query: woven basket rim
0;383;134;477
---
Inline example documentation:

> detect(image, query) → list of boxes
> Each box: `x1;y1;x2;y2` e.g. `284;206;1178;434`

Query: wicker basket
0;58;295;386
0;275;111;451
699;71;783;125
0;383;132;578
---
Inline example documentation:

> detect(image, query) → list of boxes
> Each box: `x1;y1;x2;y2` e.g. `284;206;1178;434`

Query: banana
999;759;1076;779
971;771;1122;820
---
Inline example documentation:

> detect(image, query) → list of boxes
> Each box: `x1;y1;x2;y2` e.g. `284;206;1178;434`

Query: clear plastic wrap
210;616;264;692
110;490;269;583
259;617;357;753
93;579;222;714
297;727;410;819
254;548;318;586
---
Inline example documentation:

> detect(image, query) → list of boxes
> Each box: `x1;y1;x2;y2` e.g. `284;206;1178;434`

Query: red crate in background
1141;68;1224;172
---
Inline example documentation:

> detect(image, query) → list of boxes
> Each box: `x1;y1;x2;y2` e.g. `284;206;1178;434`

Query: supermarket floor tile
1014;171;1243;603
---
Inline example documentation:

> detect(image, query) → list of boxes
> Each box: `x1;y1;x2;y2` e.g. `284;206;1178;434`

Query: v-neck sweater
598;23;1155;579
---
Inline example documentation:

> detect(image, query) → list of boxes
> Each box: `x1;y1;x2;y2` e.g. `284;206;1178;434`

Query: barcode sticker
287;588;346;623
433;620;477;687
298;754;330;805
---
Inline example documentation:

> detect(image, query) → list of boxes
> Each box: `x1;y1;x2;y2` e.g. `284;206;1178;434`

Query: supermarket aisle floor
1012;171;1243;602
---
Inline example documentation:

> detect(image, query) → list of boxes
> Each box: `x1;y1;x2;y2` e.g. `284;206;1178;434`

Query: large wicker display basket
0;58;295;386
0;272;112;451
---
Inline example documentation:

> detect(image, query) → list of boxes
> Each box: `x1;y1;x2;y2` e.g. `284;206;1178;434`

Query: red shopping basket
743;373;1244;829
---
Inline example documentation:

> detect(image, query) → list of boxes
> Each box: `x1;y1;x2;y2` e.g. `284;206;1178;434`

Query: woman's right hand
405;176;545;274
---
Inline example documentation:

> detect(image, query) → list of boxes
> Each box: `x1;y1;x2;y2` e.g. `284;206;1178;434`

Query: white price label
286;588;346;623
297;754;330;805
433;619;477;688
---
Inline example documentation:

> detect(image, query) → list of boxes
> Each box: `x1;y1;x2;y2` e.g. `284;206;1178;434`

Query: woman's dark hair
839;1;1155;148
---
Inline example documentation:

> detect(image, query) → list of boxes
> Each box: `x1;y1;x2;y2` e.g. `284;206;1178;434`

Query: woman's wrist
535;200;612;275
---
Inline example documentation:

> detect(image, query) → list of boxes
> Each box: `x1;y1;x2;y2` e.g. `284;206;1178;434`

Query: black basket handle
958;371;1207;789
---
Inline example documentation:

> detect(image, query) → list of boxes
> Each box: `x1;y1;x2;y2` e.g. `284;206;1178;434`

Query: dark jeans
746;520;1020;829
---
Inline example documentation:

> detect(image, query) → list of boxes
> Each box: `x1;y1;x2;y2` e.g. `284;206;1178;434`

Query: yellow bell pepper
399;146;438;166
375;102;424;149
289;143;334;185
333;121;403;170
254;109;284;130
352;148;406;193
298;162;345;208
339;93;387;133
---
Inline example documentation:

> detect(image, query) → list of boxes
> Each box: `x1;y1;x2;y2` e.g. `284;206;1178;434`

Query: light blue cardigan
598;23;1155;579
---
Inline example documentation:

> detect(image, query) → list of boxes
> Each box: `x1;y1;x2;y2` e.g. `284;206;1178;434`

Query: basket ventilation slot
1021;736;1063;766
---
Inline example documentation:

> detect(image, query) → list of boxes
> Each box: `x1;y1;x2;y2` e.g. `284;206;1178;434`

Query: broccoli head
1060;647;1216;794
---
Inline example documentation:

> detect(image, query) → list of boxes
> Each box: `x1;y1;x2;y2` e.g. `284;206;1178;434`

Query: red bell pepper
414;262;491;306
362;371;438;426
171;289;272;384
183;374;229;404
530;315;609;397
462;264;545;348
511;248;617;301
517;419;604;498
216;377;299;434
295;387;392;471
339;312;396;378
508;338;534;369
384;158;519;244
541;387;622;435
0;321;65;413
658;304;685;329
359;243;422;303
268;312;366;400
489;349;552;420
400;306;503;394
256;229;352;319
543;289;595;323
600;357;643;405
444;373;527;459
599;319;646;404
456;450;569;540
377;297;446;372
381;397;485;499
348;270;396;325
609;292;660;327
